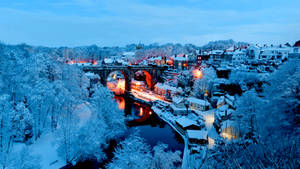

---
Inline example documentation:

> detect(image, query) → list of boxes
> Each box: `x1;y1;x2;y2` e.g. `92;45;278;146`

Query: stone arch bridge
82;65;168;91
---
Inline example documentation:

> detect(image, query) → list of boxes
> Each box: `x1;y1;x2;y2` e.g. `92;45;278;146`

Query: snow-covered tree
10;102;33;142
107;134;153;169
233;89;261;141
193;67;216;98
177;70;193;91
56;101;79;164
0;95;14;169
11;147;41;169
151;143;181;169
90;85;126;140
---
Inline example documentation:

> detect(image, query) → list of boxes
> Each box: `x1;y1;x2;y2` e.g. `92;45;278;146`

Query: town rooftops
211;50;224;55
187;97;210;106
155;83;182;93
175;117;199;128
85;72;100;79
172;96;184;105
104;58;113;64
122;51;135;56
187;130;208;140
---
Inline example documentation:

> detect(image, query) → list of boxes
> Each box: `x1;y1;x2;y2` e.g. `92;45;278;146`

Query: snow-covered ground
13;133;65;169
11;102;93;169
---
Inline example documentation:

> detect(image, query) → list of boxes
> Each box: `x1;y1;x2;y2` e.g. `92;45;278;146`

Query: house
259;47;289;61
289;40;300;58
103;58;114;65
246;45;260;60
175;117;202;135
170;104;188;115
147;56;166;66
224;94;235;109
220;120;239;140
210;50;224;62
187;130;208;145
154;83;183;100
187;97;211;111
232;50;246;64
215;105;233;122
169;96;189;115
216;67;231;79
172;53;189;70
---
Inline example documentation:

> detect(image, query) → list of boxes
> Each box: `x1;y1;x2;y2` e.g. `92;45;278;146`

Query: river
71;95;184;169
116;96;184;152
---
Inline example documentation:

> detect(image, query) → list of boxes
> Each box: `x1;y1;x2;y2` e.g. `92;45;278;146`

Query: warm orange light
221;126;238;140
139;107;143;116
149;111;152;115
114;96;125;110
66;60;97;65
92;60;98;65
107;79;126;95
193;69;203;79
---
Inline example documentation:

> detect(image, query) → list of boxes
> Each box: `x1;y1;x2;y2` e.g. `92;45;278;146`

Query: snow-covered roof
122;51;135;56
176;117;199;128
221;120;235;131
104;58;113;64
217;104;229;112
148;56;162;61
217;96;225;105
187;97;210;106
85;72;100;79
172;96;184;105
155;83;183;93
172;56;188;61
75;63;92;66
261;47;289;51
247;45;260;50
225;94;235;102
187;130;208;140
233;50;246;55
211;50;223;55
226;46;234;51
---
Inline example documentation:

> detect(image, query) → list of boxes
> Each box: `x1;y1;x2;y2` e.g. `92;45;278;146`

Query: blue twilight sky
0;0;299;47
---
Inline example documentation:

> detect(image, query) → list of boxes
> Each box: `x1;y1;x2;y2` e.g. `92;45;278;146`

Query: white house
187;97;211;111
232;50;246;64
246;45;260;60
259;47;289;61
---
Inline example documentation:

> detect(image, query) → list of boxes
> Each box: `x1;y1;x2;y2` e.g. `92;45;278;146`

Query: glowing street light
193;69;203;79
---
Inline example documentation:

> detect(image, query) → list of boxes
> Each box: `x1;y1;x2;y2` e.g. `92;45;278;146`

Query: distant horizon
0;39;298;49
0;0;299;47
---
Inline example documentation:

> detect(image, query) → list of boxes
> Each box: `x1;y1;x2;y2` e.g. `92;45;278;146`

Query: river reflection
114;96;184;153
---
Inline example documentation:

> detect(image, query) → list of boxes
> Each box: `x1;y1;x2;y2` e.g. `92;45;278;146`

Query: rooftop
176;116;199;128
187;130;208;140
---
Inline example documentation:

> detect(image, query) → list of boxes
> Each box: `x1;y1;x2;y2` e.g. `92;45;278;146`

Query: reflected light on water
114;96;125;110
139;107;144;116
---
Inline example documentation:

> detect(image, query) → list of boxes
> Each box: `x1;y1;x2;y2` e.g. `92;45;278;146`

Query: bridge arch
133;70;153;89
82;65;168;92
105;70;129;95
